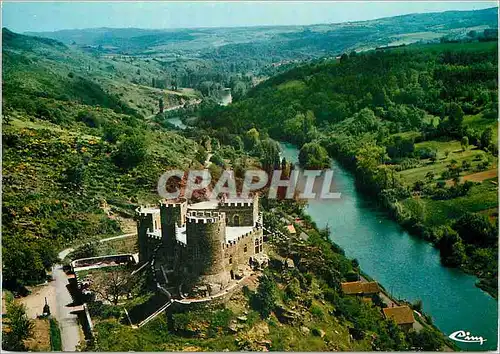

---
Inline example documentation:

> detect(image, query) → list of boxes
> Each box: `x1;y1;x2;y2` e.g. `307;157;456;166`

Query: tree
437;226;466;267
453;213;497;247
260;139;281;171
408;327;444;351
89;268;136;305
113;135;148;169
480;127;493;150
460;136;469;151
298;142;330;169
2;299;34;351
251;274;278;318
231;135;244;151
448;103;464;129
244;128;260;150
158;98;164;113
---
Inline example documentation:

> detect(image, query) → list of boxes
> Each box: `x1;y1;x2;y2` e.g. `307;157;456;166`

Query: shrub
77;110;102;128
310;304;324;319
113;135;148;169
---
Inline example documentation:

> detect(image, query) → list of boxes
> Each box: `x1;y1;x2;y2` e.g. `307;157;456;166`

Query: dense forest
194;40;499;297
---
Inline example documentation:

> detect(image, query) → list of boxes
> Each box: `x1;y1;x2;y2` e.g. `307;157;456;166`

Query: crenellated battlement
219;200;253;208
159;198;187;208
186;210;226;224
136;205;160;217
146;228;162;240
223;228;261;249
176;240;187;248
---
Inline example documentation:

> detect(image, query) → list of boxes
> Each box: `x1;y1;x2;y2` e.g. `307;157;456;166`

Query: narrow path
51;232;137;351
52;264;81;351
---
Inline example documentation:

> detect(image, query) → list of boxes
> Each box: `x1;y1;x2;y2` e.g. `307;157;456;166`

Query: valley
2;5;498;353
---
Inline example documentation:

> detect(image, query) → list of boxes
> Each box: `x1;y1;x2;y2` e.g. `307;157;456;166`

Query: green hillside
2;29;202;290
195;41;499;296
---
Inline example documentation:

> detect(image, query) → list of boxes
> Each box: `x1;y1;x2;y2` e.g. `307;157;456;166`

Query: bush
298;142;330;169
310;304;324;319
113;135;148;169
77;110;102;128
251;274;279;318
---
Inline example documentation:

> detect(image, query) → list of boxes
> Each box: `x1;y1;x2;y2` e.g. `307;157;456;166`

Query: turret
186;211;227;278
136;206;161;263
159;199;187;261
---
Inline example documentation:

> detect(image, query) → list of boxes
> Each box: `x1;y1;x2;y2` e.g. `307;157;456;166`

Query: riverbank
280;142;498;351
325;141;497;299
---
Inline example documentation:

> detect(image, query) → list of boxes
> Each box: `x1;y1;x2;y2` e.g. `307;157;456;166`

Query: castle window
244;245;248;253
233;214;241;226
229;257;233;264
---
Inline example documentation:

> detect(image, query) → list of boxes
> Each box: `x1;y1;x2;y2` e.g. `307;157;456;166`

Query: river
279;142;497;351
162;115;498;350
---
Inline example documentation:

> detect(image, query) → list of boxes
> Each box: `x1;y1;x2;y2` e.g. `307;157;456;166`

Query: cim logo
448;330;487;345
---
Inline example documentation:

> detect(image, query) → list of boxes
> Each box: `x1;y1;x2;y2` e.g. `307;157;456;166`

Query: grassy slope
2;29;194;118
2;30;201;287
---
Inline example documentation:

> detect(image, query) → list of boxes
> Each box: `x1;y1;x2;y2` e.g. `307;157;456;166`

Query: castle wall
218;205;253;227
223;228;263;276
160;199;187;265
136;207;161;263
218;196;259;227
137;198;265;297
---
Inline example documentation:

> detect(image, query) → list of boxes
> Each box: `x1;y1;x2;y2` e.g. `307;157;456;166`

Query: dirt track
462;168;498;183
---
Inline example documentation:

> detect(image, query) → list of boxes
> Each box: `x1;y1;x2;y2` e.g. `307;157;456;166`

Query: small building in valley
341;281;380;296
383;305;415;331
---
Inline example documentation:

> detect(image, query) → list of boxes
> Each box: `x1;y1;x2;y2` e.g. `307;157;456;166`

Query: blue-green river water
280;142;497;351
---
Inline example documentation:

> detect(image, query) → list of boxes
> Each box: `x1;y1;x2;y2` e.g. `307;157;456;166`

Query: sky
2;1;498;33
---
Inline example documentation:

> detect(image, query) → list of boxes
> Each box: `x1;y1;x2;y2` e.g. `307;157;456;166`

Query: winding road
50;233;137;351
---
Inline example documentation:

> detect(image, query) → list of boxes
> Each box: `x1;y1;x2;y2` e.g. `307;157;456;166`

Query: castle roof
188;200;219;210
226;226;254;242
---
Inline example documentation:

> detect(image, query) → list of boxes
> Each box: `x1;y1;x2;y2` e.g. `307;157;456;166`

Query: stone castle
136;195;267;297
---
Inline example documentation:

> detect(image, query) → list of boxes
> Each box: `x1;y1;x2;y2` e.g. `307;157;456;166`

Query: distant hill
27;7;498;56
2;28;192;118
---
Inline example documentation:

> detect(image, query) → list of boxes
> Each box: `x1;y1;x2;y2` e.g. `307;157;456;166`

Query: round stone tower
185;210;230;294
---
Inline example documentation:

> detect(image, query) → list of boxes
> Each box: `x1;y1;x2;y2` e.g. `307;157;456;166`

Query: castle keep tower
185;210;230;293
136;195;267;298
159;199;187;265
136;206;161;263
